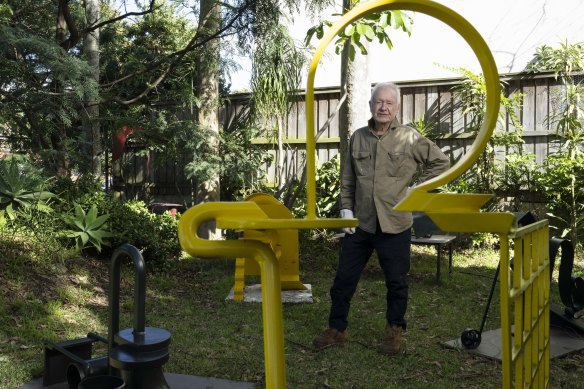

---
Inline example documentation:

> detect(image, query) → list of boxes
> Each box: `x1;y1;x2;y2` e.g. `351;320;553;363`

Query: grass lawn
1;232;583;388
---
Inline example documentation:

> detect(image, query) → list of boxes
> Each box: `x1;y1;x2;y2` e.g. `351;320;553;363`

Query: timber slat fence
117;71;569;204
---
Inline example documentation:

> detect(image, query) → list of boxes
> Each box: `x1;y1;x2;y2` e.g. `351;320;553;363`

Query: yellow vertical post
500;221;550;389
178;203;287;389
233;258;246;301
499;234;513;388
255;249;287;389
538;225;550;386
512;235;524;387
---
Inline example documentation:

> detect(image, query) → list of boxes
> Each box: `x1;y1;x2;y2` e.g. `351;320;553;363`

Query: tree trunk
196;0;221;239
53;0;71;178
339;0;371;170
83;0;101;176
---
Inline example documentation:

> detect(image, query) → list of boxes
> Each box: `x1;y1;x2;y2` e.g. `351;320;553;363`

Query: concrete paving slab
20;372;255;389
226;284;313;303
442;325;584;361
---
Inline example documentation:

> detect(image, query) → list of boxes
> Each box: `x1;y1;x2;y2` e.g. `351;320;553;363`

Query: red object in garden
112;126;139;162
149;203;185;219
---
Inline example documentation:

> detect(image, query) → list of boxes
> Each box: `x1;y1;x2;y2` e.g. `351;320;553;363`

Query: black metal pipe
44;341;89;368
108;243;147;351
478;262;500;334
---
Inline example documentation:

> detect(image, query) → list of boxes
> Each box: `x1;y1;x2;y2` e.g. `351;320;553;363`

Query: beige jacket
340;118;450;234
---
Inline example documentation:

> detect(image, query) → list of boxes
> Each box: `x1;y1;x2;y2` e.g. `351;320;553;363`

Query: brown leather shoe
378;324;406;355
313;328;348;349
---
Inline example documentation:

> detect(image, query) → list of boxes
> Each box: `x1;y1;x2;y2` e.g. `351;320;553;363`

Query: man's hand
340;209;356;234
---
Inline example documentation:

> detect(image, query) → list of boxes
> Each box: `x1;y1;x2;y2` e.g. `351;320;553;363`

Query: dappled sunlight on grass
3;233;584;388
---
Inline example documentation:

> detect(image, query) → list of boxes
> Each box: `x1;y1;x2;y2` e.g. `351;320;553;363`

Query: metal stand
43;333;108;387
460;263;500;349
108;243;172;389
549;237;584;334
43;244;172;389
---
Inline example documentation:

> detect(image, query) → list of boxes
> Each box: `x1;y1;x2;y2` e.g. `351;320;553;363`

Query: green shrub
0;156;68;260
315;154;341;218
288;155;341;219
50;174;106;214
49;175;180;268
0;155;55;219
103;199;181;270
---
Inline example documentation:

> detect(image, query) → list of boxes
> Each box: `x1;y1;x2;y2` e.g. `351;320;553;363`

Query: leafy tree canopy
0;0;335;196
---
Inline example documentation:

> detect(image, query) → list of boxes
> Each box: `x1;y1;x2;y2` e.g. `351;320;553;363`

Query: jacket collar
367;117;401;132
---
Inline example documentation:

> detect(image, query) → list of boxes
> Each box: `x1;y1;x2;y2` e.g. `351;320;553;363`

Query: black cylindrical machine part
79;375;125;389
66;356;109;389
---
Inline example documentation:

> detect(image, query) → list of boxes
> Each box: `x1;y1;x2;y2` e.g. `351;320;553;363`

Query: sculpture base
226;283;313;303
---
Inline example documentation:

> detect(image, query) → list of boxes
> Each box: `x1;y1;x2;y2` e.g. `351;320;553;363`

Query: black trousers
328;226;411;331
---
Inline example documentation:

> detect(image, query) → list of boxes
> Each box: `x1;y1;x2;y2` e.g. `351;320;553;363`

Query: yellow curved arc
305;0;500;216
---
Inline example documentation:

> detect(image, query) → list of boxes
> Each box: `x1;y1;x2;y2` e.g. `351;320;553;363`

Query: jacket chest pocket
386;152;405;177
353;151;371;176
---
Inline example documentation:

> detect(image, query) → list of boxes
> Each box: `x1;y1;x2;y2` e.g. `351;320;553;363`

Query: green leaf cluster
535;154;584;237
444;66;527;199
288;155;341;219
0;3;12;22
315;154;341;218
526;40;584;246
305;9;413;61
525;40;584;78
61;203;114;253
104;199;181;270
251;25;304;123
0;155;55;219
0;5;98;145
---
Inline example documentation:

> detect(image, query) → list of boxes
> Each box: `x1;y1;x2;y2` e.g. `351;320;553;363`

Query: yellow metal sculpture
505;220;551;387
233;193;306;302
178;1;550;388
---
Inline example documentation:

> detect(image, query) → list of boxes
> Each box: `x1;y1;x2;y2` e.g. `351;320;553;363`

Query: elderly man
314;82;450;355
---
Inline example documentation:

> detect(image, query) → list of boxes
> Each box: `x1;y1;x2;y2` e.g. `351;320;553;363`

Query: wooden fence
221;71;565;183
117;71;567;205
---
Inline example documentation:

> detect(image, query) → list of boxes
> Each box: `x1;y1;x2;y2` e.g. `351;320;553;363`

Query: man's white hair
370;82;401;103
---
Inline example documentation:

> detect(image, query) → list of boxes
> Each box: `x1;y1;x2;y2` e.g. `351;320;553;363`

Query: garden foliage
0;156;55;219
526;41;584;246
0;166;181;269
103;199;181;270
61;203;114;253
